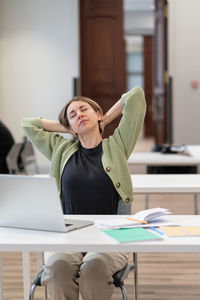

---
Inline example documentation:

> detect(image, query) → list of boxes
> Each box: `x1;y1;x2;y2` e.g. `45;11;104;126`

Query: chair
29;200;138;300
6;137;39;175
29;255;138;300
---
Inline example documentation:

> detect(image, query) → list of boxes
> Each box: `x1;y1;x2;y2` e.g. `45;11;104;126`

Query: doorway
123;0;155;138
123;0;168;144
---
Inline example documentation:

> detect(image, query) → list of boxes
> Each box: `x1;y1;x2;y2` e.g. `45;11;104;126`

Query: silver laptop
0;175;93;232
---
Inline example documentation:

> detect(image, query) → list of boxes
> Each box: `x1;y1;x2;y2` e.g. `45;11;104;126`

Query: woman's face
67;101;102;135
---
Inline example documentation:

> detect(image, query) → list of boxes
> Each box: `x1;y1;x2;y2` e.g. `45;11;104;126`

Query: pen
150;226;164;235
126;217;147;224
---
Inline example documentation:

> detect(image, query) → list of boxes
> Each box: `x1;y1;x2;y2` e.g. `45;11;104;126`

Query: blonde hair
58;96;103;133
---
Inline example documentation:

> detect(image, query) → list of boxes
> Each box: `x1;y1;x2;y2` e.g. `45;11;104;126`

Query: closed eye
70;113;76;119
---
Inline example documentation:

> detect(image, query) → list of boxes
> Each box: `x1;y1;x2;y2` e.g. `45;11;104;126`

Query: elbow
21;118;27;129
136;87;146;112
134;87;147;112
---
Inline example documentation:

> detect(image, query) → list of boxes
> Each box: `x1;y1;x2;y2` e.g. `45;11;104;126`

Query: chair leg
29;283;37;300
120;285;128;300
29;284;48;300
133;253;138;300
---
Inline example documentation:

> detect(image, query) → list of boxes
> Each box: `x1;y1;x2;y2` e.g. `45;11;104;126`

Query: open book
96;208;172;229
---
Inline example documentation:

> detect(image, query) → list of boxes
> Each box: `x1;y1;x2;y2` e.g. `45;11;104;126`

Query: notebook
0;175;93;232
160;226;200;237
102;227;163;243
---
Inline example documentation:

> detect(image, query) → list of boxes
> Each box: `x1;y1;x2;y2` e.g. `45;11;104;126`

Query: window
126;52;144;90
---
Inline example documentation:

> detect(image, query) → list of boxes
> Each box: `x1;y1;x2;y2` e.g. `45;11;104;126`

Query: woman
22;86;146;300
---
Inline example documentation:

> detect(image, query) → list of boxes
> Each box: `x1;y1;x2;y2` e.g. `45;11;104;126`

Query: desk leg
133;253;138;300
145;195;149;210
36;252;44;272
0;253;2;300
22;252;30;300
194;194;198;215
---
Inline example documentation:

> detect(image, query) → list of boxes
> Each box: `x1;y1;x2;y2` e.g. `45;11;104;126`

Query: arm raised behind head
40;119;75;136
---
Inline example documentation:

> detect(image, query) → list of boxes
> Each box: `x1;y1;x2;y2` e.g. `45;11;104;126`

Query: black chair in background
6;137;39;175
0;120;15;174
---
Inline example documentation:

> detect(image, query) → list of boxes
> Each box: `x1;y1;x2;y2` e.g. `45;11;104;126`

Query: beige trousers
41;251;129;300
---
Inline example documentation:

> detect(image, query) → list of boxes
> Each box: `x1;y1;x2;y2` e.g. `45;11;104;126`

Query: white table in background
128;152;200;168
132;174;200;214
1;215;200;300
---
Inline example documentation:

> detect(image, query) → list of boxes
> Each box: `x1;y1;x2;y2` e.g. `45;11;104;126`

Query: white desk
0;215;200;253
132;174;200;214
0;215;200;300
128;152;200;167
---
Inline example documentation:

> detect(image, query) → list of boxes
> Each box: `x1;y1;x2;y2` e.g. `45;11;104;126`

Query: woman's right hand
41;119;73;134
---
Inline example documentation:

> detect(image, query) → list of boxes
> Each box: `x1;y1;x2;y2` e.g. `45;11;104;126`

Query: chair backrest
117;199;131;215
20;139;39;175
6;143;23;174
6;138;38;175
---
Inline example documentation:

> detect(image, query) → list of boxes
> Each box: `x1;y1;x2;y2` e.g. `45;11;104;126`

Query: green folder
102;227;163;243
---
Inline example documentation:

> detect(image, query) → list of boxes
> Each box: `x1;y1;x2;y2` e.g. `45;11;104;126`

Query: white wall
0;0;79;171
169;0;200;144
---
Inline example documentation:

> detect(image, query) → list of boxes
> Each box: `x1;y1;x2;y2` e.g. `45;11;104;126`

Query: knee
42;258;78;286
52;259;71;275
79;256;111;285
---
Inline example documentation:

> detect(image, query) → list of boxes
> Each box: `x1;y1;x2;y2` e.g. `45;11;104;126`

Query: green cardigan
21;86;146;205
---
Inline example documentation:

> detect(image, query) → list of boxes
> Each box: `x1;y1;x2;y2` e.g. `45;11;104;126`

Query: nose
77;110;84;119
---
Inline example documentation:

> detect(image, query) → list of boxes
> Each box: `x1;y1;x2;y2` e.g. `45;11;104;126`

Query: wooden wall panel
80;0;126;137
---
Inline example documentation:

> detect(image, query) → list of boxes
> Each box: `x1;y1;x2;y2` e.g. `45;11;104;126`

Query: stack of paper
96;208;171;229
